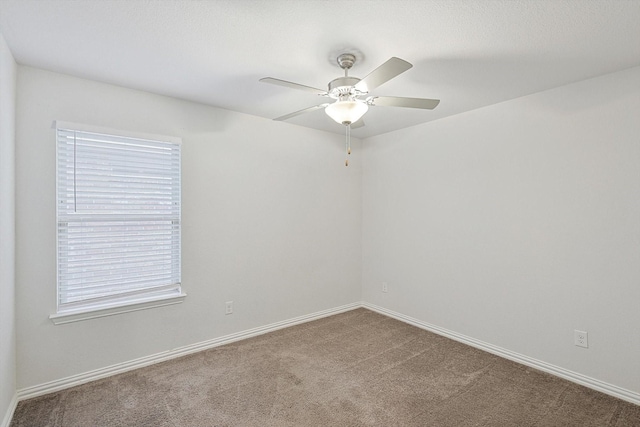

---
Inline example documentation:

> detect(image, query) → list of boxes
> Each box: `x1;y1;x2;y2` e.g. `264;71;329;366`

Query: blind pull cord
73;131;77;213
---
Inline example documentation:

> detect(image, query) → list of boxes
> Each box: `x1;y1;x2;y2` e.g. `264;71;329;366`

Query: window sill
49;293;187;325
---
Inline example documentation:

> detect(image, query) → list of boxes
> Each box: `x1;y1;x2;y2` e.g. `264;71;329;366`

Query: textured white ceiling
1;0;639;138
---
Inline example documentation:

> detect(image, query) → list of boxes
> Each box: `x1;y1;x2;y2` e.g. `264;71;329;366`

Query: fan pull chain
345;124;352;166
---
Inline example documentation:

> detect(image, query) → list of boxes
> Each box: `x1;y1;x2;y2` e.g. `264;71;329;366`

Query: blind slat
60;271;179;289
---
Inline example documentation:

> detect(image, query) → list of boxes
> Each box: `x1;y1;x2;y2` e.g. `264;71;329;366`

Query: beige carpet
10;308;640;426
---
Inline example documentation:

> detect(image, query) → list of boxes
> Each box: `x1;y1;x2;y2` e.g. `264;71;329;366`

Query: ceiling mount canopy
336;53;356;71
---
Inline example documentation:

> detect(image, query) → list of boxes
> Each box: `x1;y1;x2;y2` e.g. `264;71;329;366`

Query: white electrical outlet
574;330;588;348
382;282;388;293
225;301;233;315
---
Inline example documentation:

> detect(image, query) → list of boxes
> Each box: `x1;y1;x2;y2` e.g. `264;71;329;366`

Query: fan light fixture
260;52;441;166
325;98;368;166
325;99;368;125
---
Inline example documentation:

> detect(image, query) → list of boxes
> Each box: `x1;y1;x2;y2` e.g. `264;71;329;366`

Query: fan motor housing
328;76;361;99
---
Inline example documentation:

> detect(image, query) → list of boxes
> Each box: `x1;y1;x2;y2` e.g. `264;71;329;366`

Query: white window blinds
56;123;181;313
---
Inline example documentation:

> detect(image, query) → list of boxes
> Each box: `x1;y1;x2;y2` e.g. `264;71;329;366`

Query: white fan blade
273;104;329;121
370;96;440;110
354;57;412;93
260;77;327;95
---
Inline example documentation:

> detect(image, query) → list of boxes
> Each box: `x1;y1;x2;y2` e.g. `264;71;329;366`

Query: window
53;122;183;322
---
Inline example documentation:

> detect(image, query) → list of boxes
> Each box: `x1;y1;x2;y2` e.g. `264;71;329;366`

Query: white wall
362;66;640;394
12;59;639;399
0;32;17;424
15;66;362;389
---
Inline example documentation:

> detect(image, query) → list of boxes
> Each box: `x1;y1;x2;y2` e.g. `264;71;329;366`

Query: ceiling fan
260;53;440;165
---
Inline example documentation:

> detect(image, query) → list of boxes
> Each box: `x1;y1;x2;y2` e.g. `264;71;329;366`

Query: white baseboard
17;302;361;401
362;302;640;406
15;301;639;410
1;393;18;427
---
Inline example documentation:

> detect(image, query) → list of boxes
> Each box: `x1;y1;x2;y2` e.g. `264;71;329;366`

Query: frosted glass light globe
325;100;368;125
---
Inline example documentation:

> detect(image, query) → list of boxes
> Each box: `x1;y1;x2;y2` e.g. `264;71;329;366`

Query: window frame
50;121;185;324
